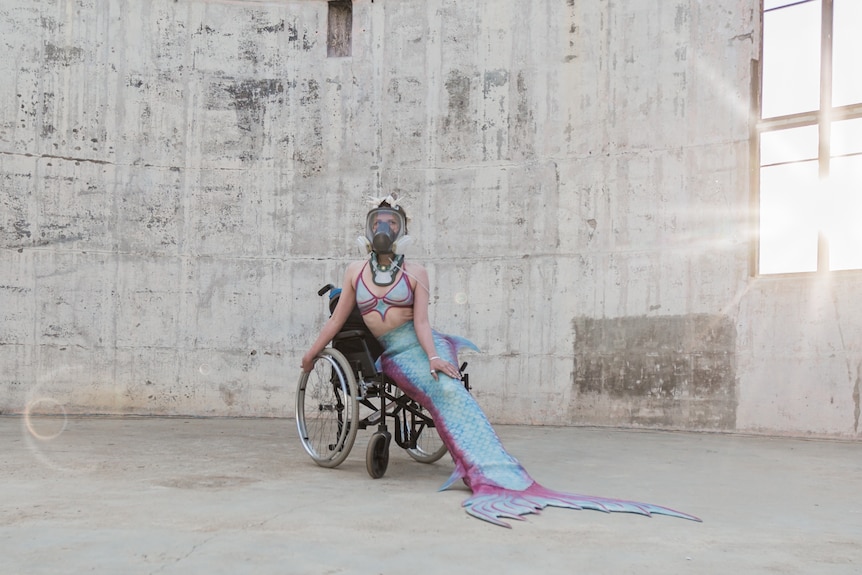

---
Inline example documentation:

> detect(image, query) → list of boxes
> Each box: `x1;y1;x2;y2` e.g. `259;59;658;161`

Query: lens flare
24;397;68;441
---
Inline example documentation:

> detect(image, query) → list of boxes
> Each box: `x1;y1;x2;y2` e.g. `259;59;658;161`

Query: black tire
295;348;359;468
366;431;391;479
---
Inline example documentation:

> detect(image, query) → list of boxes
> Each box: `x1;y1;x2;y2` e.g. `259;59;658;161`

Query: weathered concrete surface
3;416;862;574
572;314;737;429
0;0;860;437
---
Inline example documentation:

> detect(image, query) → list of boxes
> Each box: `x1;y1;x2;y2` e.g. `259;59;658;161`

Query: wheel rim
404;402;448;463
296;350;358;468
406;422;448;463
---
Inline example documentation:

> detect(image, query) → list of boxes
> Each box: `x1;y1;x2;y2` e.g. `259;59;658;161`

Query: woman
302;195;700;527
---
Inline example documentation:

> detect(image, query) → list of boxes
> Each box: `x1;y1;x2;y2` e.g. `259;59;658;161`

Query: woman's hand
301;352;316;373
429;356;461;381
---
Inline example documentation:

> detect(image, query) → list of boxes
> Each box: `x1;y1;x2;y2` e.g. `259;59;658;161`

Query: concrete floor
2;416;861;575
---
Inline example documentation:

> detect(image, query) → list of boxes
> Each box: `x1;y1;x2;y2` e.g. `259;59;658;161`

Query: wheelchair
295;284;470;479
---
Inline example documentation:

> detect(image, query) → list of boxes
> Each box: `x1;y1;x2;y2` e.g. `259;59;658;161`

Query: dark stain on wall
257;19;285;34
443;70;471;132
218;78;286;162
13;220;31;239
299;78;319;105
226;78;284;108
440;70;476;161
510;71;535;160
43;43;84;66
572;314;737;429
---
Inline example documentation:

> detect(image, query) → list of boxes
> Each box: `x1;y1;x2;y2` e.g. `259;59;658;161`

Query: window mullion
817;0;834;271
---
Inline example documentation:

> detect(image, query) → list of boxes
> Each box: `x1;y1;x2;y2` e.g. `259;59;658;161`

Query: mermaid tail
377;322;701;528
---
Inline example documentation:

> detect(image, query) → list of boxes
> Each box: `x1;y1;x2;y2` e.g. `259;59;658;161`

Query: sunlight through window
832;0;862;107
761;1;821;118
759;162;820;275
757;0;862;275
824;156;862;271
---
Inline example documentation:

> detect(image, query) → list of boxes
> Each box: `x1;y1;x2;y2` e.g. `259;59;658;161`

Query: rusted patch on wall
572;314;737;429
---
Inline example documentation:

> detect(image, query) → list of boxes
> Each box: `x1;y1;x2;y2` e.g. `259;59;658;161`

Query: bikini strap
355;259;370;290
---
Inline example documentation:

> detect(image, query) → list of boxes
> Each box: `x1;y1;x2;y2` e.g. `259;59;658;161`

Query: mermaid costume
375;320;701;527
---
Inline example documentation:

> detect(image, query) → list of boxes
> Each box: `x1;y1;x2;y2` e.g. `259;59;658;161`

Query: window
757;0;862;274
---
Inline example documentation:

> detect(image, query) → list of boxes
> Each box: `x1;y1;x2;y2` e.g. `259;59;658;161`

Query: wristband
429;356;441;362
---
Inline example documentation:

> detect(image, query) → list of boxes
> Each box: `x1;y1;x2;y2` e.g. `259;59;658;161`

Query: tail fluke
462;483;701;528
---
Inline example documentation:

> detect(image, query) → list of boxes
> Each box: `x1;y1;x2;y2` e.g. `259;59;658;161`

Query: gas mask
361;207;409;255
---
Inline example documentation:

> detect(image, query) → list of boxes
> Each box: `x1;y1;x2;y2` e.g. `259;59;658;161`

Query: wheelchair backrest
320;284;384;376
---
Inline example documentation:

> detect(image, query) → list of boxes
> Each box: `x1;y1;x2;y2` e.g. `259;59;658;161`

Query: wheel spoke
295;349;359;468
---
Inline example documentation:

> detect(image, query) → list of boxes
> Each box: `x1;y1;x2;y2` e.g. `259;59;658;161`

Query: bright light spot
833;0;862;107
760;125;818;166
822;157;862;271
24;398;68;441
762;1;822;118
759;161;820;274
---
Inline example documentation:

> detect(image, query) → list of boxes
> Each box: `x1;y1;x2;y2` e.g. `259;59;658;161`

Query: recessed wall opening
327;1;352;58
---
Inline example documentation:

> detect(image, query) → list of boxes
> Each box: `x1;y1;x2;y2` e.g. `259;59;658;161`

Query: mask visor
365;208;406;253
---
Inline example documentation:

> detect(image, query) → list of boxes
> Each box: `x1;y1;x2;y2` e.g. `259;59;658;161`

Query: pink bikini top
354;263;415;319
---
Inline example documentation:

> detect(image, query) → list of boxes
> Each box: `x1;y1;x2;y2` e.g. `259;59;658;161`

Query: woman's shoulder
403;259;427;273
346;259;367;272
401;259;428;286
342;259;368;285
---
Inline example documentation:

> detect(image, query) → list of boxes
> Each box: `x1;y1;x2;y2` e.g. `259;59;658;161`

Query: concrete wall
1;0;860;438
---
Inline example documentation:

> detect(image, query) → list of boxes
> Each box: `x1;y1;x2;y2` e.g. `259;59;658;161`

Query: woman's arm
301;262;362;372
410;263;461;381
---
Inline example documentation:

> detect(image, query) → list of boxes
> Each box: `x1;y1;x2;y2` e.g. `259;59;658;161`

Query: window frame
753;0;862;276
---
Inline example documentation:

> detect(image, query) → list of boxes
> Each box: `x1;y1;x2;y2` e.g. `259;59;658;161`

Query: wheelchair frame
295;284;470;479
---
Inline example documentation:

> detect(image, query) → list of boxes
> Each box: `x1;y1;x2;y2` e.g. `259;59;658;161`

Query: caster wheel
366;431;391;479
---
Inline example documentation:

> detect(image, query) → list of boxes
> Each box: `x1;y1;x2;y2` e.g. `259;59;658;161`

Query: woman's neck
376;253;394;267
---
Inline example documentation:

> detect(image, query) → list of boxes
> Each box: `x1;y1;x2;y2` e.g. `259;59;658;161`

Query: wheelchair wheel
406;411;448;464
366;430;391;479
392;388;448;464
295;348;359;468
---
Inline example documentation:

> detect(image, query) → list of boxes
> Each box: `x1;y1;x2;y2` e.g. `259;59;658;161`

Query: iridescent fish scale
377;322;701;528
